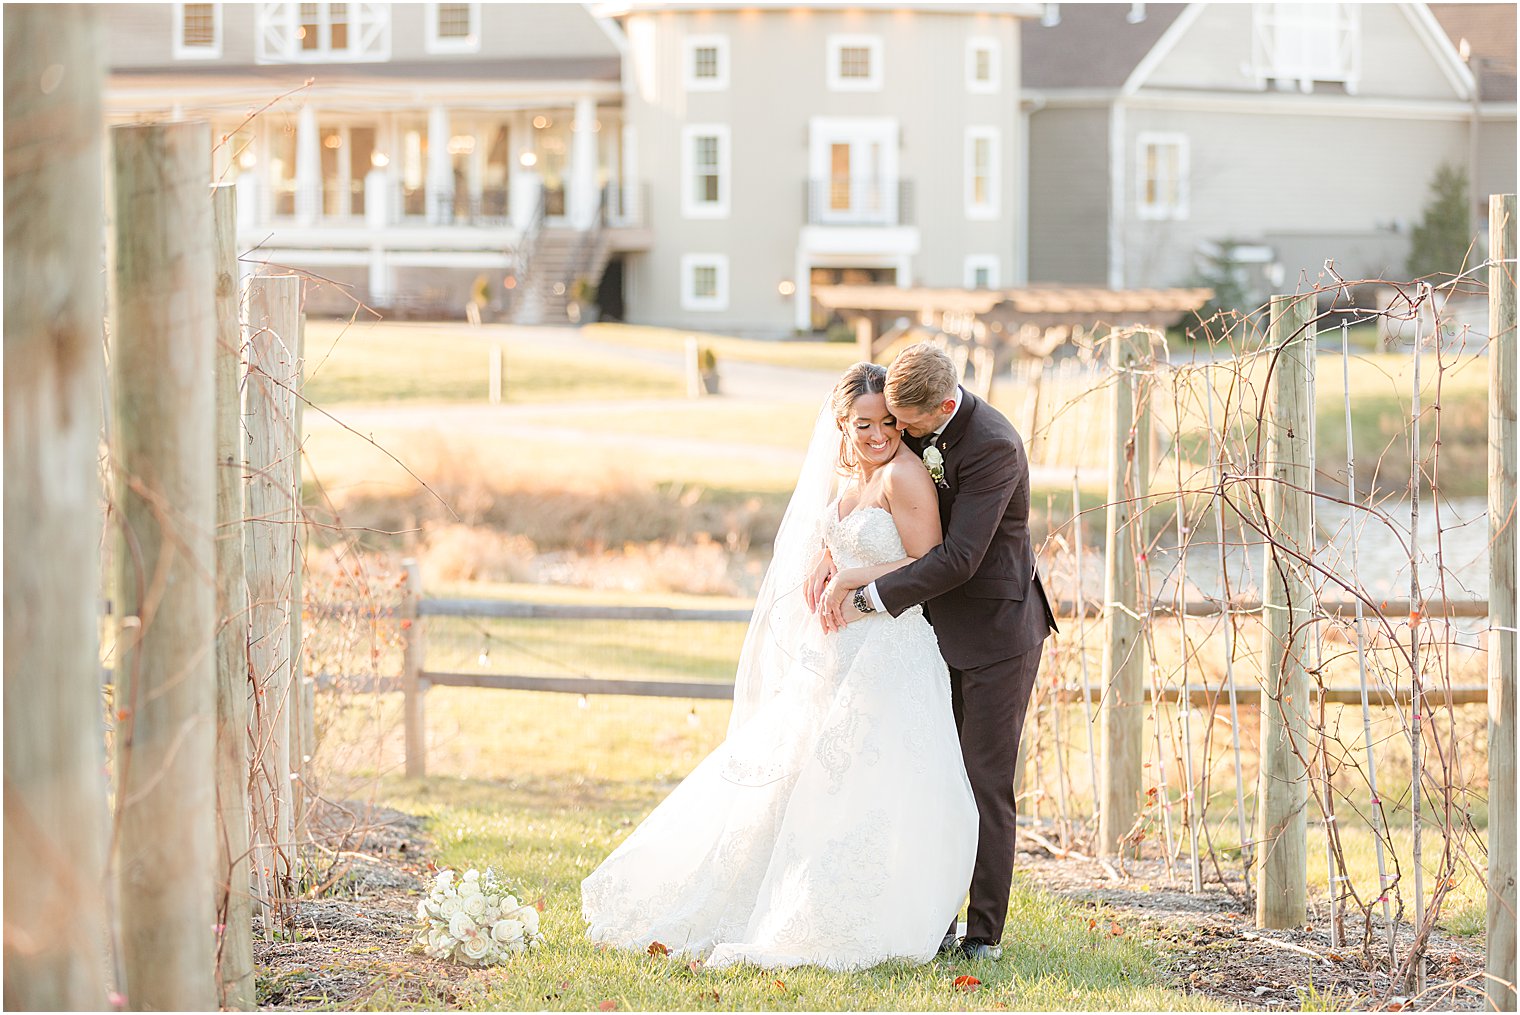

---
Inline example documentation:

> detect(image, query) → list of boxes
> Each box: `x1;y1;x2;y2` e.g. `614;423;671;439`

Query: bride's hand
804;548;835;613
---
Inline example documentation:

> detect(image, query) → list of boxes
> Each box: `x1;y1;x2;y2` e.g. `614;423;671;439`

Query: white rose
486;894;502;910
435;870;455;888
461;934;491;961
440;897;462;918
464;894;487;918
516;906;540;936
448;911;477;940
491;918;524;944
463;868;480;882
415;899;429;921
458;879;481;898
508;939;526;955
501;894;519;911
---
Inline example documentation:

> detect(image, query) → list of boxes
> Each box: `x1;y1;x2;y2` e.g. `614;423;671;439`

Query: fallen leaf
647;941;670;957
1088;917;1098;930
1110;921;1124;936
772;979;786;991
953;975;981;992
687;960;703;973
598;1002;618;1012
703;990;721;1003
1447;953;1462;966
536;896;547;912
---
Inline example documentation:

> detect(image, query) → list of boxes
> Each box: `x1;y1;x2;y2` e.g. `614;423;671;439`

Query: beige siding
1145;3;1463;101
1478;119;1519;207
1119;105;1471;287
1026;105;1110;284
623;7;1022;333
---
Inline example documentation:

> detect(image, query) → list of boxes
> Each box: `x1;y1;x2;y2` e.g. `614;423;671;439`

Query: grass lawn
302;320;683;405
582;323;860;373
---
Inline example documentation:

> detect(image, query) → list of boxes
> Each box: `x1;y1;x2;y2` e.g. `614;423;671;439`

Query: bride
580;363;977;970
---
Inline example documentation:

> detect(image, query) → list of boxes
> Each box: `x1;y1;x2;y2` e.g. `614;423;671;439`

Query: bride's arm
821;455;942;609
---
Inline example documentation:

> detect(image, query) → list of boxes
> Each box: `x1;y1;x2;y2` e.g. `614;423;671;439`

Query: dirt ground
253;802;1490;1012
1015;836;1490;1012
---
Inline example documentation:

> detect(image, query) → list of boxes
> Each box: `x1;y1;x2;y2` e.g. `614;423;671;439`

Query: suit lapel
937;388;979;459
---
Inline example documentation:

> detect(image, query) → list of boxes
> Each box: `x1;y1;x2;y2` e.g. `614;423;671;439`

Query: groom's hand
819;586;866;633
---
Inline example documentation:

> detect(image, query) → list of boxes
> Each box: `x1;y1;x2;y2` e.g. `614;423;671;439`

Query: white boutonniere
922;445;947;488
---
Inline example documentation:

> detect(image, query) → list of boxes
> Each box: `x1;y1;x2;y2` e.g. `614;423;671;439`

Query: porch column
510;111;542;231
295;103;320;225
426;104;452;225
569;95;598;230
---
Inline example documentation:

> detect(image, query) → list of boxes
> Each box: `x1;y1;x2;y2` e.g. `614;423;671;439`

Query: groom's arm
870;436;1022;618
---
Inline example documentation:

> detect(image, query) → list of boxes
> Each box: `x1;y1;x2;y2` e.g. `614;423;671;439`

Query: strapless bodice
827;505;907;571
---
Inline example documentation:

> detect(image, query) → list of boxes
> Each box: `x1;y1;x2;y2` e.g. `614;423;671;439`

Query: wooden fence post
1254;293;1315;929
2;8;113;1008
1099;329;1146;857
855;317;874;364
288;311;310;856
1487;192;1517;1013
489;343;504;404
402;558;427;778
244;273;301;925
109;119;218;1011
211;183;254;1010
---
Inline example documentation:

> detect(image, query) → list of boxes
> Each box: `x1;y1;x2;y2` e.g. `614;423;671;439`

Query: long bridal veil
720;401;842;781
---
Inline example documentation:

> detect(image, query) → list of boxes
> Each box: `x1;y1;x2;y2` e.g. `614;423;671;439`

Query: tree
1405;162;1473;280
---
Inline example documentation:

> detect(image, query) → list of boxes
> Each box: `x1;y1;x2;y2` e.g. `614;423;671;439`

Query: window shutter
257;1;296;63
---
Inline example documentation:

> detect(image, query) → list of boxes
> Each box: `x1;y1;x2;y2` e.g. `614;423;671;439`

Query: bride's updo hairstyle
831;361;888;474
884;343;958;410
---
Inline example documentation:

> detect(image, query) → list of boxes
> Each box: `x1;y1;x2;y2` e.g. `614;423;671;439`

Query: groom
818;342;1057;961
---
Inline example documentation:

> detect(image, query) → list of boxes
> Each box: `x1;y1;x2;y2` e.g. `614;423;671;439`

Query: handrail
510;187;548;311
564;184;611;302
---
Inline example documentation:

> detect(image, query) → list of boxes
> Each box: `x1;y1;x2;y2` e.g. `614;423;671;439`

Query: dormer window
256;2;391;63
1250;2;1361;93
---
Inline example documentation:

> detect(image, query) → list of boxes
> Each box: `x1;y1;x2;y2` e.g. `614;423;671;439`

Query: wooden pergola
813;283;1214;362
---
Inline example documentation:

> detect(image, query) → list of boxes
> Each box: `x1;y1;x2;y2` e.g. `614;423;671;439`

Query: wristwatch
852;587;876;614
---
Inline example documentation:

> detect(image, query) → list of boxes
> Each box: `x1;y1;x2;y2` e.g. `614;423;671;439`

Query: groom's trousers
945;639;1045;945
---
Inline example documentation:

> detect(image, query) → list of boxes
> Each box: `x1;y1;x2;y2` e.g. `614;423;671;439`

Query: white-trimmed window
964;256;1001;290
256;2;391;63
175;3;222;59
1250;3;1360;93
681;254;729;311
964;127;1000;220
425;2;480;54
1136;132;1188;220
684;35;729;91
966;36;999;93
827;35;882;91
681;124;730;219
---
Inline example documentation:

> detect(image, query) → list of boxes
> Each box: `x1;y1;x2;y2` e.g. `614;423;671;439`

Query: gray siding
1026;105;1110;284
1119;106;1471;287
623;7;1022;332
1145;3;1462;100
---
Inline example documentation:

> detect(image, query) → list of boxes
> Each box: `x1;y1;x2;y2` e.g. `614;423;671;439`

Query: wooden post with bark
1099;328;1146;857
2;8;113;1008
109;120;219;1011
212;183;255;1010
245;273;301;927
1487;192;1517;1013
402;558;427;778
1254;293;1315;929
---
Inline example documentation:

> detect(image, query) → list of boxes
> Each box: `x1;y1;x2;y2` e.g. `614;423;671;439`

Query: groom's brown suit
874;388;1057;946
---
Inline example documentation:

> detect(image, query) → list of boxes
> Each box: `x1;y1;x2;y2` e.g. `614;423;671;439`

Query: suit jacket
875;388;1058;669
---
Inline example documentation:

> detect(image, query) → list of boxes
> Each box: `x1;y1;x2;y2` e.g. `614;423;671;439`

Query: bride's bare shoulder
882;449;935;501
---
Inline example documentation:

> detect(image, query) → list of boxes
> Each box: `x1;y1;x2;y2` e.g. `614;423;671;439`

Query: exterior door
809;118;899;225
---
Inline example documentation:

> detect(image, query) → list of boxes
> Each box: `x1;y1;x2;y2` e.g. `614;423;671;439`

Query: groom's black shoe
936;932;960;957
958;937;1003;961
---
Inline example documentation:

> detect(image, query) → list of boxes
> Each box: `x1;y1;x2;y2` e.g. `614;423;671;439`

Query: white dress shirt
862;386;963;613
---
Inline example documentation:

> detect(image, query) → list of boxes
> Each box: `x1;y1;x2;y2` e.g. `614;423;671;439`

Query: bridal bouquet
409;868;544;966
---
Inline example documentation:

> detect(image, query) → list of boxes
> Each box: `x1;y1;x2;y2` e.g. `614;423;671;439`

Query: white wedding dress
580;501;978;971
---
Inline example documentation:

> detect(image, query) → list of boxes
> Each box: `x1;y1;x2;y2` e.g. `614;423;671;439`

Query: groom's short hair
886;344;958;410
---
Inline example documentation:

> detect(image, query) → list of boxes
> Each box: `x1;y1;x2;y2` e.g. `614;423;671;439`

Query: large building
100;2;1516;334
